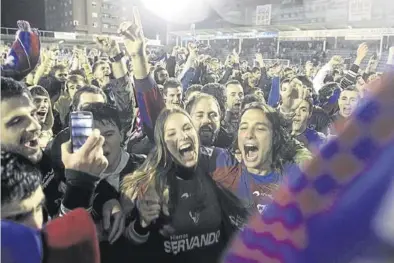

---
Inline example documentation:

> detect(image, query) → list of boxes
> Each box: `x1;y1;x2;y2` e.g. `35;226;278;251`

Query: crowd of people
1;8;394;263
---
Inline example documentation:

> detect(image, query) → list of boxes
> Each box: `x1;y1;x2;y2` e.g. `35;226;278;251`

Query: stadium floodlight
142;0;209;24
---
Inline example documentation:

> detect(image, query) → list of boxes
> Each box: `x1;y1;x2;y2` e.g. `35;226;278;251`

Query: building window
103;24;109;28
69;0;72;3
92;1;97;7
111;25;117;29
102;13;110;18
93;22;98;27
73;20;79;25
65;11;68;16
92;12;98;18
69;10;72;15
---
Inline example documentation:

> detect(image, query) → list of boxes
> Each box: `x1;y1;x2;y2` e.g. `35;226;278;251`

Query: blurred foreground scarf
1;208;100;263
223;69;394;262
1;20;40;81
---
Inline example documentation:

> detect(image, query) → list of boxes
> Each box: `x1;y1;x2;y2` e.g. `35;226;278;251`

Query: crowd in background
2;9;394;263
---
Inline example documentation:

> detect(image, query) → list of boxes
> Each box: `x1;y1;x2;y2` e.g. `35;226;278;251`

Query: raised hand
255;53;264;66
171;46;180;57
232;48;240;64
281;78;310;114
118;7;146;57
357;42;369;60
329;55;344;67
95;36;120;57
225;54;234;67
188;42;198;57
61;129;108;177
136;185;161;228
102;199;125;244
88;48;99;58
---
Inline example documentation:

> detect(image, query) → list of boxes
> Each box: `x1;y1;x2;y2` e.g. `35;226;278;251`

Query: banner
348;0;372;22
279;28;394;38
255;5;271;26
54;32;76;40
345;35;381;41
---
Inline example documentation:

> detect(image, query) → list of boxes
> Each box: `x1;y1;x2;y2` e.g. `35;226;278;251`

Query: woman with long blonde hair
121;106;247;263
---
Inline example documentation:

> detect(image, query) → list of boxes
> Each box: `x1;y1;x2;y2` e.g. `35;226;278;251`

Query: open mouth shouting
21;134;40;152
342;106;352;116
292;118;301;127
233;103;241;111
199;125;215;143
243;142;259;163
36;109;48;121
200;126;213;136
177;140;198;167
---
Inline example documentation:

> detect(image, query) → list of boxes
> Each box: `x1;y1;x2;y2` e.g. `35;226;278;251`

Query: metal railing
2;27;56;38
1;27;162;46
1;27;95;39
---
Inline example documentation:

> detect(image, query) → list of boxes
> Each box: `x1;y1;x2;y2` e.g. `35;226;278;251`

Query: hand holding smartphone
70;111;94;152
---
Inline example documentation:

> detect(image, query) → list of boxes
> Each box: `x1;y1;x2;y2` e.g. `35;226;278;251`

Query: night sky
1;0;46;29
0;0;165;37
0;0;215;38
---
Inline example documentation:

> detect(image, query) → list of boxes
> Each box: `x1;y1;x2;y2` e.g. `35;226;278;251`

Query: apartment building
44;0;130;34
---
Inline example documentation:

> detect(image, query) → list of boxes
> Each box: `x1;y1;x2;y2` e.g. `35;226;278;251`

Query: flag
1;20;41;81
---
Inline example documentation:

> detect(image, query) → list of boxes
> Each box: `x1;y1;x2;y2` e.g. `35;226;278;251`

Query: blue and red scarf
1;20;40;81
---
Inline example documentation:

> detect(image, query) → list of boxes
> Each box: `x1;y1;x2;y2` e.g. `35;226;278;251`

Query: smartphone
70;111;94;152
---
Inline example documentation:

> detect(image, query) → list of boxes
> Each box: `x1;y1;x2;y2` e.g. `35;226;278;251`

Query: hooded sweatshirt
29;85;55;149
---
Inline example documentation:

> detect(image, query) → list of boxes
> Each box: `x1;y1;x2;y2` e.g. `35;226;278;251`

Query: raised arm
386;46;394;72
119;11;165;141
340;42;368;89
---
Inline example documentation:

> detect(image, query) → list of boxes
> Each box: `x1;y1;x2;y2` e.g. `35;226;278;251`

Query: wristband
109;52;124;63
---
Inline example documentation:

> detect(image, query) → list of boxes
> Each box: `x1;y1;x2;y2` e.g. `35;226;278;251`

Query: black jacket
61;154;145;263
38;152;64;218
124;150;249;263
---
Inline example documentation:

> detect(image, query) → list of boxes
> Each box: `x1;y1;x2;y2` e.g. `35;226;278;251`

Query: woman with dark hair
218;102;311;213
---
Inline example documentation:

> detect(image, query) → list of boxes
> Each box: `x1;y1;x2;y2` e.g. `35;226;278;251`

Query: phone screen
70;111;93;152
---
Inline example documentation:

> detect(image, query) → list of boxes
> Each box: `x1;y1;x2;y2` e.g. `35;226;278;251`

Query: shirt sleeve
109;76;136;134
204;147;242;189
267;76;280;107
134;75;166;141
340;64;359;89
166;55;176;78
313;63;332;93
60;169;99;216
